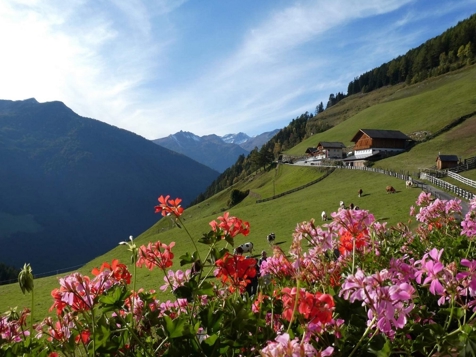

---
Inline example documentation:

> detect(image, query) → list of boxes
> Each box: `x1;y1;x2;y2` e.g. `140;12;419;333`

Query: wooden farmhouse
436;154;459;170
305;142;346;160
344;129;411;167
305;147;318;157
317;142;346;159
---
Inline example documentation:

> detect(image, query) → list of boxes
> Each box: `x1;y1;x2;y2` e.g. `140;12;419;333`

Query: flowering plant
2;193;476;356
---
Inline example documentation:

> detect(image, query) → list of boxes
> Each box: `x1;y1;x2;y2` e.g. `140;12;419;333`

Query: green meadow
2;65;476;320
289;65;476;155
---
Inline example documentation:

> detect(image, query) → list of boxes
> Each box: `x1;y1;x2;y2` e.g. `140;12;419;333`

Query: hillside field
2;66;476;319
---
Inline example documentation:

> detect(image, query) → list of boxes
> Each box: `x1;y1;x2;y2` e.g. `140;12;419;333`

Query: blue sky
0;1;475;140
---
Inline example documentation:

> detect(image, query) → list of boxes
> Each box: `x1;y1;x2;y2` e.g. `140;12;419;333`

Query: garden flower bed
2;193;476;356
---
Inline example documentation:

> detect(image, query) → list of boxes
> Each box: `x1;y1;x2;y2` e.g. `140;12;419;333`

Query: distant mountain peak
221;132;250;145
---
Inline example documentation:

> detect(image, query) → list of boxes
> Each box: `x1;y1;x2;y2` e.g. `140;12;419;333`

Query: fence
256;168;335;203
446;171;476;189
257;159;475;204
449;156;476;173
0;263;86;286
420;173;475;200
336;165;416;182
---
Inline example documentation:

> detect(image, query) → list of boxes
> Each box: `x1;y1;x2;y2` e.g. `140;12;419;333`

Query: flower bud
18;263;34;294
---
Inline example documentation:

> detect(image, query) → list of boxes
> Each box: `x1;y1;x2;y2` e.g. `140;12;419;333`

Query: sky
0;1;475;140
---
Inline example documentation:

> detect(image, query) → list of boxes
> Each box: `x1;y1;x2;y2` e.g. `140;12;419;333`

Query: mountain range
0;99;219;273
153;129;279;172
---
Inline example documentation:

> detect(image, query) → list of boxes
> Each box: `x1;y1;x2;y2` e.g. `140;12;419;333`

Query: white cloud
0;0;474;139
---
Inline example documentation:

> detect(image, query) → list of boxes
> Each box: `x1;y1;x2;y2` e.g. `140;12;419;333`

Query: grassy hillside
376;115;476;172
290;65;476;155
2;66;476;320
0;168;421;317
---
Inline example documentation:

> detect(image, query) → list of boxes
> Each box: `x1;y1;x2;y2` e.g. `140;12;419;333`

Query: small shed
436;154;459;170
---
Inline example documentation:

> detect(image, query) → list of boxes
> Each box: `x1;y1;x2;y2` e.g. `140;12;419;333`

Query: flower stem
466;240;473;259
286;280;301;334
178;217;202;262
348;316;376;357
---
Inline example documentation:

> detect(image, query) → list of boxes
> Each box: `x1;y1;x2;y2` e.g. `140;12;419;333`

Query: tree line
347;13;476;95
191;13;476;206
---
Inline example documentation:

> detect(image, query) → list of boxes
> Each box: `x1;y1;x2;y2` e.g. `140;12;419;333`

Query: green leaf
224;234;234;246
216;248;230;260
204;334;219;346
179;252;195;265
368;334;386;352
196;281;215;296
163;315;190;339
173;285;193;300
199;231;216;245
459;327;476;357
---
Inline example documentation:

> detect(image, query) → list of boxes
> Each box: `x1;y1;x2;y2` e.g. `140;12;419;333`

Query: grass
375;115;476;173
288;65;476;156
2;65;476;322
0;168;421;319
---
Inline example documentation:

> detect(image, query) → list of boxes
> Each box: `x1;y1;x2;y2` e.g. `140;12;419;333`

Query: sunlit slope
0;168;421;316
376;115;476;172
288;65;476;156
4;66;476;320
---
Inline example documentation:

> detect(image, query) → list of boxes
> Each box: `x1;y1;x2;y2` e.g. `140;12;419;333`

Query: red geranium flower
155;195;184;218
215;252;256;293
280;287;334;324
209;212;250;240
137;241;175;271
92;259;131;285
338;226;368;256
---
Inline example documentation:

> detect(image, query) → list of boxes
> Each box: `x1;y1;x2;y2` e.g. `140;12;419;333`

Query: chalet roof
317;141;346;149
436;154;459;162
351;129;411;142
305;147;318;153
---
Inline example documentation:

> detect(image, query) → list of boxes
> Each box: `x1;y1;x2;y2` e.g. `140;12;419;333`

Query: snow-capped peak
221;132;250;145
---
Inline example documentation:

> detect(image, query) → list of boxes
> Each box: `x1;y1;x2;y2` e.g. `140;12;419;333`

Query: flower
91;259;131;285
137;241;175;271
154;195;184;217
259;332;319;357
209;212;250;239
280;287;334;325
160;269;191;292
214;253;257;293
414;248;445;296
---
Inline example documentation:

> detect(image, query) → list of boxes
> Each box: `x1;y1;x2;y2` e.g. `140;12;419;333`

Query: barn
344;129;411;167
436;154;459;170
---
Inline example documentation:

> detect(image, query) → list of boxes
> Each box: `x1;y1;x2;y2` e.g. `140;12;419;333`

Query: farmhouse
317;142;346;159
344;129;411;167
305;142;346;160
436;154;459;170
305;147;318;157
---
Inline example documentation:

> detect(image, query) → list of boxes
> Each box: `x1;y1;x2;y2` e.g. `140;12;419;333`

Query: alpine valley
0;99;220;273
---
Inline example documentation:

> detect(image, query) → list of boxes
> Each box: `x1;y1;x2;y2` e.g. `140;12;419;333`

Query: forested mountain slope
0;99;219;272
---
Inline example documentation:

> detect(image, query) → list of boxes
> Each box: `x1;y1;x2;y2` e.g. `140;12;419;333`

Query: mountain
153;129;279;172
221;132;250;145
237;129;279;151
153;131;250;172
0;99;219;273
